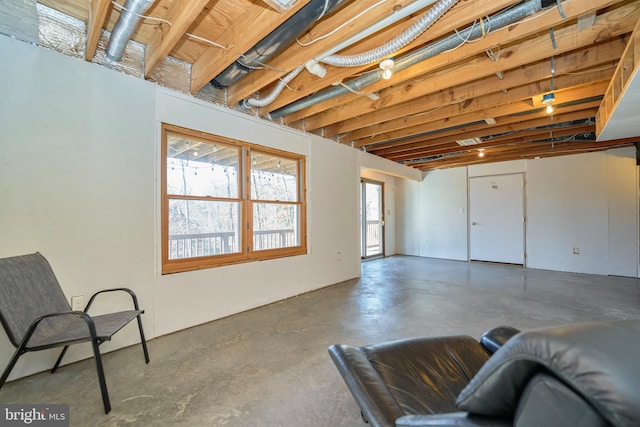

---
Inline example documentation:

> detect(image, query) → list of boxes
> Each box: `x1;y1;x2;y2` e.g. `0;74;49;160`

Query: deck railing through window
169;232;236;259
253;229;296;251
366;220;381;255
169;229;296;259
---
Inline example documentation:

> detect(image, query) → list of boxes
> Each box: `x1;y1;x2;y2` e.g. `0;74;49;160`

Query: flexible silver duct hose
242;65;306;109
320;0;459;67
269;0;542;120
106;0;157;61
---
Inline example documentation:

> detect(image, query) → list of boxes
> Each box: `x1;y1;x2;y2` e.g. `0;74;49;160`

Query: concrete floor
2;256;640;426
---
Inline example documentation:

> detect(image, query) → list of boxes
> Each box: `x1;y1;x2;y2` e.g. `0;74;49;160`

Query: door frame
361;179;385;260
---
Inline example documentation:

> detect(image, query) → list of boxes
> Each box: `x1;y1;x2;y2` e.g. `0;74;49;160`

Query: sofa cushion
361;335;491;416
456;320;640;427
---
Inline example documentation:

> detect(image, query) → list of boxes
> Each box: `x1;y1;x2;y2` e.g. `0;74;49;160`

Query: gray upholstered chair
0;252;149;414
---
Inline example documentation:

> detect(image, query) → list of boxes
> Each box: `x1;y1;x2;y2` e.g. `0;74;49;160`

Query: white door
469;173;525;264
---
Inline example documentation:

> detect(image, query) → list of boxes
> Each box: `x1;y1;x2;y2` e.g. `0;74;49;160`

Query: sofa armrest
480;326;520;354
329;344;403;427
396;412;512;427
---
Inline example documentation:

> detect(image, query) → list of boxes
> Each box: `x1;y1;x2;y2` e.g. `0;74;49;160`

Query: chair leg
51;345;70;373
136;314;150;364
0;348;25;389
90;339;111;414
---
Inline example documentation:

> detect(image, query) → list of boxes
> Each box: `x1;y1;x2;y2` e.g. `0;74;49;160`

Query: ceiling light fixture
380;58;395;80
478;150;485;158
543;56;556;114
542;92;555;114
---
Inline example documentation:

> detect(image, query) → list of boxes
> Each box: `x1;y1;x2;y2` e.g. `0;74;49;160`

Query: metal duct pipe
212;0;350;88
106;0;156;61
269;0;543;120
243;0;441;109
321;0;459;67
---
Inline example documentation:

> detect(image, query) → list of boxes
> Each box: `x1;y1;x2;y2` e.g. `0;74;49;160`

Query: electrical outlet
336;251;341;261
71;295;85;311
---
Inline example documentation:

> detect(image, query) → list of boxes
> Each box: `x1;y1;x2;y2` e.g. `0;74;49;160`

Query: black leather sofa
329;320;640;427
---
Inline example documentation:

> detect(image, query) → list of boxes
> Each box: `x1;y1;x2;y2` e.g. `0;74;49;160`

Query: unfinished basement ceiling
19;0;640;169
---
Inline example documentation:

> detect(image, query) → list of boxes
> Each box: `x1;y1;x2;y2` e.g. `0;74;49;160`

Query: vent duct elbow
106;0;157;61
242;65;305;109
269;0;543;120
212;0;349;88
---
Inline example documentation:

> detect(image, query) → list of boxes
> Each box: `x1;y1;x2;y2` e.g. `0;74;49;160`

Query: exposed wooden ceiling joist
30;0;640;171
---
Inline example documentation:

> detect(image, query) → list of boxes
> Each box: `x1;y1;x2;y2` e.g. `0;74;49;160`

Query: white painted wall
527;153;607;274
397;149;639;277
607;151;639;277
397;168;469;260
0;35;411;380
396;179;421;256
358;151;421;258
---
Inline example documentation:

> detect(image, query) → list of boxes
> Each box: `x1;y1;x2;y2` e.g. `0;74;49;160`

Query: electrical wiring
110;0;227;50
110;0;172;26
316;0;331;21
443;0;568;56
184;32;227;50
338;82;366;95
296;0;388;47
237;54;287;73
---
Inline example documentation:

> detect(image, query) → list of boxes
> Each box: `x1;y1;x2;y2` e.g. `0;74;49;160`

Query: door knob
471;221;478;226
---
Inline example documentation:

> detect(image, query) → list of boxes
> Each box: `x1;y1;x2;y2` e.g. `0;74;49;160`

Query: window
161;124;306;273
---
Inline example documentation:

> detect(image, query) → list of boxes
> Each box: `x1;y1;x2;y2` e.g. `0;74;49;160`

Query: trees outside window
161;124;306;274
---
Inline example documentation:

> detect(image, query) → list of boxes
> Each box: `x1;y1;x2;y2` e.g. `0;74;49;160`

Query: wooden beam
356;103;600;148
277;0;626;121
339;79;610;151
85;0;111;61
597;12;640;138
190;0;312;94
229;0;521;109
144;0;211;77
299;0;639;131
414;138;636;170
351;62;616;147
321;38;624;139
367;108;599;155
225;0;453;105
388;124;597;161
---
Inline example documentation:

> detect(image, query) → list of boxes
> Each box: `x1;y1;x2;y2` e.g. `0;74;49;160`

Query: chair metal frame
0;253;149;414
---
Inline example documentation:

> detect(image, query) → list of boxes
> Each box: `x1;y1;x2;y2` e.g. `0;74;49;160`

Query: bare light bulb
380;58;394;80
546;105;554;114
